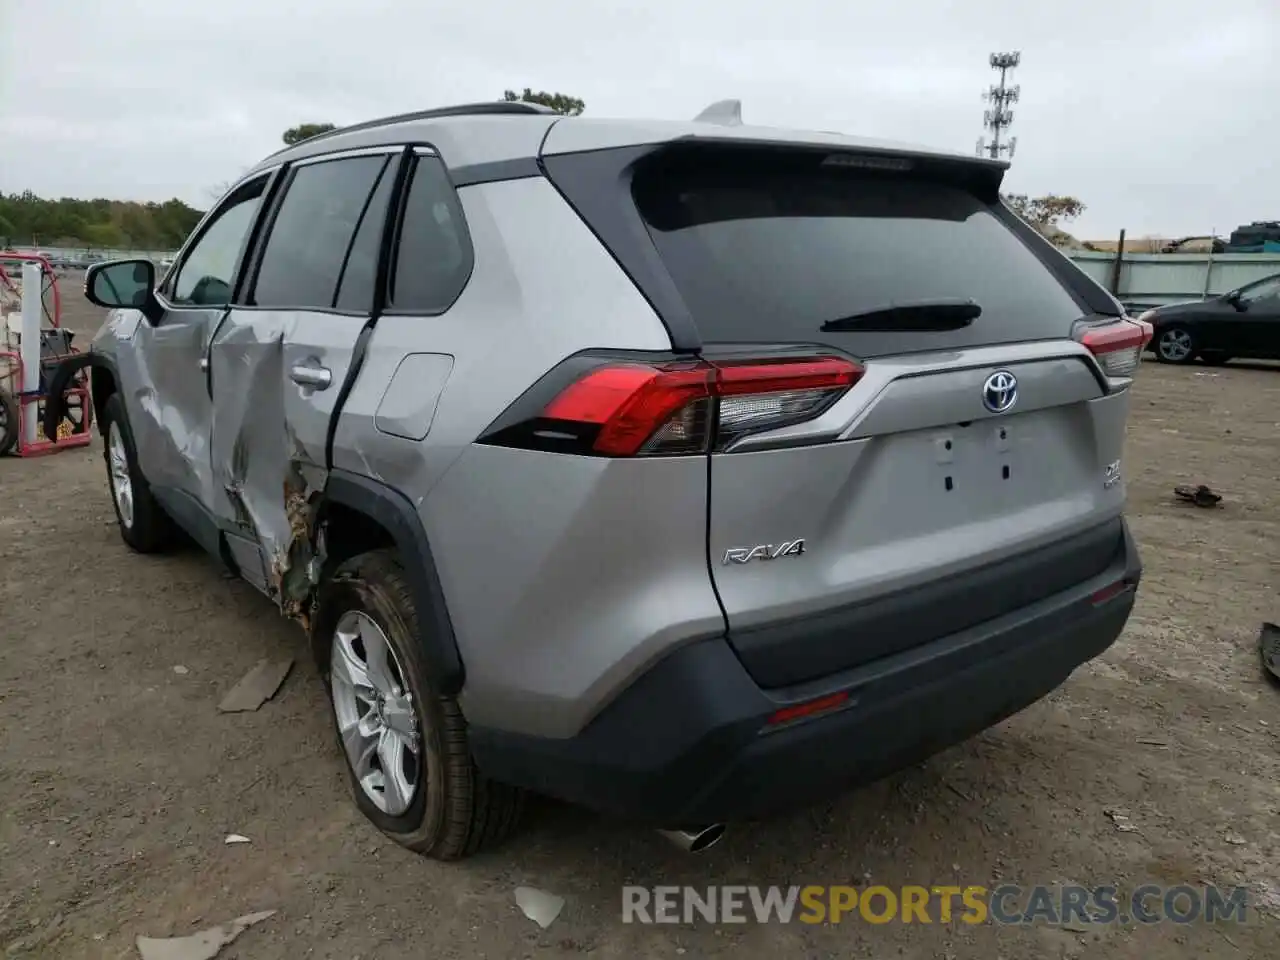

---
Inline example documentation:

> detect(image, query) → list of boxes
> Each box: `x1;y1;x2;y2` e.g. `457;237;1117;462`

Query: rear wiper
820;298;981;332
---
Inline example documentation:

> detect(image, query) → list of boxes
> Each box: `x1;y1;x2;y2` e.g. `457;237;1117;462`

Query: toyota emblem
982;370;1018;414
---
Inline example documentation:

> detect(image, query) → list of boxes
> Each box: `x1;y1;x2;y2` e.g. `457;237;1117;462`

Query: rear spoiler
656;135;1008;202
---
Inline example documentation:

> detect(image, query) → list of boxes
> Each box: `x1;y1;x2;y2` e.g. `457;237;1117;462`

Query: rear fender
318;469;465;695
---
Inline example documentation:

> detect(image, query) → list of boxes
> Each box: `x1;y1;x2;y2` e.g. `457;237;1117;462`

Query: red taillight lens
543;363;714;456
767;690;850;727
1079;318;1153;377
1090;579;1134;606
716;357;861;395
539;355;862;456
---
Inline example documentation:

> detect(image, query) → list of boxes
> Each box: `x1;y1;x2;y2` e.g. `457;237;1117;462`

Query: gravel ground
1;292;1277;958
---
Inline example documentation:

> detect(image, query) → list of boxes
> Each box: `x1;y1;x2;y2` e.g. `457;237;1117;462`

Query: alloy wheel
329;610;423;816
1157;328;1194;362
107;423;134;528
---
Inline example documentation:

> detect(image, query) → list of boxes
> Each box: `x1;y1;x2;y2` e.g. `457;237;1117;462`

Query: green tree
82;222;125;248
1003;194;1085;230
0;192;203;250
282;122;337;146
501;88;585;116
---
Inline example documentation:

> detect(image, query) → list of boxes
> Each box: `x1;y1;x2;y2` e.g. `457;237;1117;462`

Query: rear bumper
470;519;1142;825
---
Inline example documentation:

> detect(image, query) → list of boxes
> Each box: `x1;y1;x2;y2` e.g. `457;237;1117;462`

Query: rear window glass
632;153;1084;356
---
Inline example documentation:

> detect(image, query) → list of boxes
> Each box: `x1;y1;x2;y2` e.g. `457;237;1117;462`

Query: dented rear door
208;148;399;607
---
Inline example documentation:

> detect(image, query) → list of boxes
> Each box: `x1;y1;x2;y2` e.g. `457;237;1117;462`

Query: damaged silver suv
49;100;1150;859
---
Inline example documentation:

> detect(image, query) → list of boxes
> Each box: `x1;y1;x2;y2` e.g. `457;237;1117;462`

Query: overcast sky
1;0;1275;239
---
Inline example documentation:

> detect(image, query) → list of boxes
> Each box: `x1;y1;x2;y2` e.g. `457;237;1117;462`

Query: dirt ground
2;291;1277;959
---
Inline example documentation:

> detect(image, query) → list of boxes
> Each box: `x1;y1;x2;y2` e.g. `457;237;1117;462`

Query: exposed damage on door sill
220;463;326;630
219;464;328;631
274;474;325;630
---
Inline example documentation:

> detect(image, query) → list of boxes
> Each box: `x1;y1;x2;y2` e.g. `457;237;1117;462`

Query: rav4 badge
723;539;806;565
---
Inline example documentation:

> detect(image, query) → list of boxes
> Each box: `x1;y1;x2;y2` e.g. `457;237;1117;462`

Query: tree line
0;191;204;251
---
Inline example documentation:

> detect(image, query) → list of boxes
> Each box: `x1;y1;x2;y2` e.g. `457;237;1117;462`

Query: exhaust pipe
656;824;726;853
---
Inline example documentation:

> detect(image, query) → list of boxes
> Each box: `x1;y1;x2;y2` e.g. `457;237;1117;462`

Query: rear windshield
632;150;1085;357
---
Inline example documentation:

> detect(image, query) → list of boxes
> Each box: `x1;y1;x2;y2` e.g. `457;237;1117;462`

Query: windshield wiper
819;298;982;332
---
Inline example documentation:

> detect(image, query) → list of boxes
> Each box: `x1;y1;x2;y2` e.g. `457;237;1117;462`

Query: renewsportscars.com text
622;884;1251;926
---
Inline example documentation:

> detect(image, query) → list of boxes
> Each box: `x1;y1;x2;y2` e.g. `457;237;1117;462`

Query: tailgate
706;348;1132;687
622;142;1138;688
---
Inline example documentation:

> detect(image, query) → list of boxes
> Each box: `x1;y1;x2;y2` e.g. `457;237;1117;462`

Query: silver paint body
88;112;1134;740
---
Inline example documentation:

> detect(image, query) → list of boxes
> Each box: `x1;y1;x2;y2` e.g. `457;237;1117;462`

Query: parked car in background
1139;272;1280;364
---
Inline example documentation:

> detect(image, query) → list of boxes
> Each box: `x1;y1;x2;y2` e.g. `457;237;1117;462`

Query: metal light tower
976;51;1020;161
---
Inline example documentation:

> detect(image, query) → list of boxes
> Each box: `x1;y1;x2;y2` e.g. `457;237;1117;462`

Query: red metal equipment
0;252;93;457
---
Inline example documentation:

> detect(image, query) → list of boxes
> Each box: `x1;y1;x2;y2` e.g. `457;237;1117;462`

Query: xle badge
723;539;806;565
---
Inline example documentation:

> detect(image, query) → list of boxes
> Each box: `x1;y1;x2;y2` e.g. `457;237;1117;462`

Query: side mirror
85;259;161;323
1224;289;1244;308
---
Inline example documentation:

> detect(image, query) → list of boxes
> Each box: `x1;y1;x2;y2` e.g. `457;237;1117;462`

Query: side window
252;155;390;311
389;155;473;313
334;160;397;311
169;180;266;306
1241;278;1280;303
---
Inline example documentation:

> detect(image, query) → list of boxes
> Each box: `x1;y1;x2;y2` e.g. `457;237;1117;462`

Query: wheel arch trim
319;469;465;695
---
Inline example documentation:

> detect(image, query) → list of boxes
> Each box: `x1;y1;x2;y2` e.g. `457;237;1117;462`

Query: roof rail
264;101;557;159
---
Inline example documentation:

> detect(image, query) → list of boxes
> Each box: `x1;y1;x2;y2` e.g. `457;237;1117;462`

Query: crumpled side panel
208;312;320;625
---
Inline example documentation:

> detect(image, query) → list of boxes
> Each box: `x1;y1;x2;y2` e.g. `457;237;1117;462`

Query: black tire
1153;325;1198;364
100;393;177;552
313;549;525;860
0;387;17;456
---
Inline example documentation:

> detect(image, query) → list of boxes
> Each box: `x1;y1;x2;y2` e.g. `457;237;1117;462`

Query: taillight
542;363;713;456
483;354;863;457
1079;318;1153;378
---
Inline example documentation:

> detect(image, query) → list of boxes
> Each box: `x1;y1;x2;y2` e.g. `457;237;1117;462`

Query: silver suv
50;100;1149;859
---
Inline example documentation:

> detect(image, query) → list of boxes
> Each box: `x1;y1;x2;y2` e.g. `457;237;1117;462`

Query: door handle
290;363;332;390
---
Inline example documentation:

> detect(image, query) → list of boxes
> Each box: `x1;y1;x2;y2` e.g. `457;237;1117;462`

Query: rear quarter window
631;150;1087;357
387;154;473;315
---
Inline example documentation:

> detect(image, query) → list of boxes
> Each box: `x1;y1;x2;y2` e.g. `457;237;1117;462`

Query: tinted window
171;181;265;306
1239;276;1280;303
254;155;389;310
632;150;1085;357
389;156;472;313
334;159;396;311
